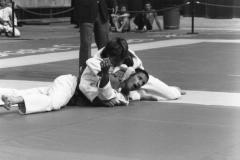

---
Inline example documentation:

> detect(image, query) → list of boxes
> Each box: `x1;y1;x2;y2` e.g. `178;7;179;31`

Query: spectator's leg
121;18;130;32
134;14;144;30
13;28;20;37
146;20;153;30
142;16;151;30
111;15;119;31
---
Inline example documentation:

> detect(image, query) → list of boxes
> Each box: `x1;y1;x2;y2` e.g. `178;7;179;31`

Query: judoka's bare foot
181;90;186;95
174;87;186;95
1;95;24;110
1;95;11;110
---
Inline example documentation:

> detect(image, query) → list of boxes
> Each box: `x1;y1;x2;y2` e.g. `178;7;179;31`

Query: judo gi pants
0;74;77;114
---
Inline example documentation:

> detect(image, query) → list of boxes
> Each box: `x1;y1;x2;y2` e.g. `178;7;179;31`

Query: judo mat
1;33;240;159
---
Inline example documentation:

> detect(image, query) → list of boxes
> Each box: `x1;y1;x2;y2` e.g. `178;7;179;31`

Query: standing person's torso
76;0;109;23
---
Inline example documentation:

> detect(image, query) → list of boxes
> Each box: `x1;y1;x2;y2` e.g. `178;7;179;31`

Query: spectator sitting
0;1;20;37
133;1;162;31
111;5;130;32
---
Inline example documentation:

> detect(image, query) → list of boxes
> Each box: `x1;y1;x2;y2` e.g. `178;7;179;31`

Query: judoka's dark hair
123;51;134;67
101;37;129;60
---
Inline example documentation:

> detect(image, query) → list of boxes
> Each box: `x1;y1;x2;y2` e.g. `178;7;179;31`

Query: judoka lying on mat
80;37;185;105
0;67;149;114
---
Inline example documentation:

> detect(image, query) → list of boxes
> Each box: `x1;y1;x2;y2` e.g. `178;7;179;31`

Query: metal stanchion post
11;0;15;37
187;0;198;34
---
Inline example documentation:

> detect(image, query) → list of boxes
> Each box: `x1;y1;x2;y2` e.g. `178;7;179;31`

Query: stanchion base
187;32;199;35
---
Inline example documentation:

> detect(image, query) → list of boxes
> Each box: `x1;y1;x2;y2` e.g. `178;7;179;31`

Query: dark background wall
14;0;240;20
117;0;240;18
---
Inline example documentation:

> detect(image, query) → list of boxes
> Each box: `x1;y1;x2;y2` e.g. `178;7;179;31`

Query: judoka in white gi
80;37;184;105
1;37;185;114
0;38;149;114
0;2;20;37
81;57;149;107
79;37;139;106
0;68;149;114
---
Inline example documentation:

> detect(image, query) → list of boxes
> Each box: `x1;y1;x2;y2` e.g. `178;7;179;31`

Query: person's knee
51;96;71;110
14;28;20;37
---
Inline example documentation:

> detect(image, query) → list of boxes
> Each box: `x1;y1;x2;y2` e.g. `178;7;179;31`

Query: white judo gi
0;6;20;36
80;54;130;105
0;49;181;114
128;49;181;101
0;70;132;114
0;74;77;114
80;48;181;103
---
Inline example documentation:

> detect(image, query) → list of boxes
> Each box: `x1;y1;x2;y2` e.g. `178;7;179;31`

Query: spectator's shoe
143;26;147;31
6;31;20;37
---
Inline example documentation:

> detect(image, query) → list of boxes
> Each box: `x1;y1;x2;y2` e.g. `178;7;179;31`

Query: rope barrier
108;2;190;14
16;5;74;16
14;2;189;19
11;1;240;18
198;2;240;9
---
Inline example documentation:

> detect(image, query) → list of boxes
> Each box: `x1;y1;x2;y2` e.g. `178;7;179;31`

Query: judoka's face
125;72;148;91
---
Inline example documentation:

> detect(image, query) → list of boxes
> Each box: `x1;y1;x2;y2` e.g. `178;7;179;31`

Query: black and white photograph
0;0;240;159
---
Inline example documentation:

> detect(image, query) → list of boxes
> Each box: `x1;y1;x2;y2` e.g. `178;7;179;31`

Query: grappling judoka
0;37;184;115
80;37;184;104
0;38;149;114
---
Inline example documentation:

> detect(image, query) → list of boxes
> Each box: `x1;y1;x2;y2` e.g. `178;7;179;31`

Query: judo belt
67;77;91;106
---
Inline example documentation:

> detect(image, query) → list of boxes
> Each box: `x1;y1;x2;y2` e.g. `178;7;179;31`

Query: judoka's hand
103;98;122;107
139;90;159;101
101;58;112;74
113;70;124;80
174;86;186;95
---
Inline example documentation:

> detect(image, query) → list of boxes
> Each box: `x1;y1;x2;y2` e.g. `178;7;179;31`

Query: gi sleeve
98;81;129;105
98;81;116;100
86;57;102;76
129;49;144;69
